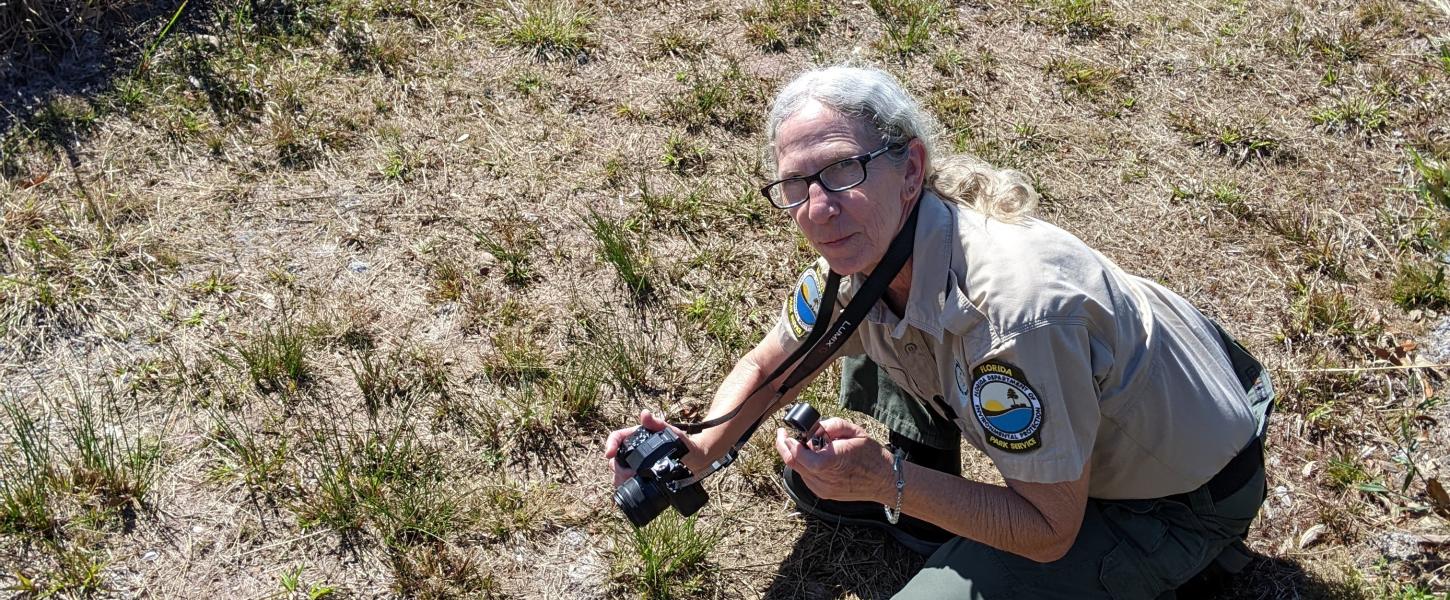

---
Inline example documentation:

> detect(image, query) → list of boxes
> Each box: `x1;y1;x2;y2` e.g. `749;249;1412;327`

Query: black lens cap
783;403;820;433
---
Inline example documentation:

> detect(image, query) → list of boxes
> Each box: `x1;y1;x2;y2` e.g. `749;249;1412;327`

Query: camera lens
613;476;671;528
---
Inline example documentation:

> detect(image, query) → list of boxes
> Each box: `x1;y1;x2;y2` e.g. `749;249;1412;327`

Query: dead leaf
1299;524;1327;549
1416;534;1450;546
18;172;49;190
1427;478;1450;519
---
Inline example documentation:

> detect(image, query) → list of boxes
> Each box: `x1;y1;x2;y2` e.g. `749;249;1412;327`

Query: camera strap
669;199;921;486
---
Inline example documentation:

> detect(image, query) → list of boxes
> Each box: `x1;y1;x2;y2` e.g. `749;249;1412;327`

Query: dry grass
2;0;1450;597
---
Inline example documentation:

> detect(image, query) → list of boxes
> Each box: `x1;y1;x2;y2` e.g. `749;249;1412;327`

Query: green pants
837;355;1270;600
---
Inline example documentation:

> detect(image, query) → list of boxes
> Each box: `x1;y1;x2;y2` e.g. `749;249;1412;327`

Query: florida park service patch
970;361;1044;453
787;265;825;339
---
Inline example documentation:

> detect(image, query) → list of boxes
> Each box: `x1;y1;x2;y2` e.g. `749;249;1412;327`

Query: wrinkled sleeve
966;322;1099;484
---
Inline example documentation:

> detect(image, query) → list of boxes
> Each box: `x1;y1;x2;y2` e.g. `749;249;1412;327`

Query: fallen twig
1284;363;1450;374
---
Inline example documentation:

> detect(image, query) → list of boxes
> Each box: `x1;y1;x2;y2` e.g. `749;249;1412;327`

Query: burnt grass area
3;0;1450;598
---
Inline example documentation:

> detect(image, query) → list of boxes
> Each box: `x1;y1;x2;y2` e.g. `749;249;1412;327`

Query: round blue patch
970;361;1044;453
787;266;824;338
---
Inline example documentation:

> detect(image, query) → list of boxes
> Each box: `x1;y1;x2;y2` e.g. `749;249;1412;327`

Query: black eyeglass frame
761;142;907;209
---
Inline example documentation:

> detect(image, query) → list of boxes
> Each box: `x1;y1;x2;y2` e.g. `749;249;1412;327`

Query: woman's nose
804;181;838;223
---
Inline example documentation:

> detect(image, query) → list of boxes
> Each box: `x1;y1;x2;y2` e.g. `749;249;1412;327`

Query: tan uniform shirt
772;193;1260;499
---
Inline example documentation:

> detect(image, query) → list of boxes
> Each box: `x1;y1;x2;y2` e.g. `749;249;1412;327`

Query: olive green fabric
890;462;1266;600
838;354;960;450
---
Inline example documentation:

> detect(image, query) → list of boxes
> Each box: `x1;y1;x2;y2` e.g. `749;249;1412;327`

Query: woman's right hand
603;410;711;488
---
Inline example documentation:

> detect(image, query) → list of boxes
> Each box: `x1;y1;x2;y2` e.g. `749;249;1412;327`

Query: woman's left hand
774;417;894;504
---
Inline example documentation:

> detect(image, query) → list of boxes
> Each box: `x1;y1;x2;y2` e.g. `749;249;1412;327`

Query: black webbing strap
674;200;922;444
677;271;840;434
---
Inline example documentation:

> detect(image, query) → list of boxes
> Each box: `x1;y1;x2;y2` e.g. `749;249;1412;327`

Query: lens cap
783;403;820;433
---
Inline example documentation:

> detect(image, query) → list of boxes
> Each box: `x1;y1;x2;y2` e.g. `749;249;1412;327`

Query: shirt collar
901;192;953;342
848;192;955;341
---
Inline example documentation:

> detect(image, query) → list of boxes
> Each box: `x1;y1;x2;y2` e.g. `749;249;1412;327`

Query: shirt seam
994;316;1091;346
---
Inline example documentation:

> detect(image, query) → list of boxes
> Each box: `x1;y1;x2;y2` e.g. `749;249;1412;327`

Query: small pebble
348;260;369;273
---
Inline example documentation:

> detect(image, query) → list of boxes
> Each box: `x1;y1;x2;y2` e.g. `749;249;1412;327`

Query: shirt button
905;343;918;353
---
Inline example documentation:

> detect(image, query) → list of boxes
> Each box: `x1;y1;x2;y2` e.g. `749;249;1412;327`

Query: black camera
612;427;709;528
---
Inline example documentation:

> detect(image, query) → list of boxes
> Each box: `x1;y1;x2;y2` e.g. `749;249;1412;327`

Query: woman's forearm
688;352;786;469
897;465;1085;563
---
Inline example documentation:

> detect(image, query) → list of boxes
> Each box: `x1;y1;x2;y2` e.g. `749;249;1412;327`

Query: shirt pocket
940;275;993;344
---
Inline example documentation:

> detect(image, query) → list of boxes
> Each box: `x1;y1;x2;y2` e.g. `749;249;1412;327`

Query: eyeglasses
761;142;905;209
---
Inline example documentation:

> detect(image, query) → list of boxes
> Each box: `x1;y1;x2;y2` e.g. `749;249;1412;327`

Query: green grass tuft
1390;263;1449;311
335;19;410;74
1409;149;1449;209
868;0;944;57
232;323;312;395
1310;22;1371;65
1045;57;1125;98
585;210;655;298
32;97;98;144
207;410;290;493
662;132;709;175
476;235;536;288
390;542;503;598
1171;115;1285;166
666;63;768;133
0;397;59;537
1286;282;1367;342
2;379;163;541
1311;96;1389;135
60;382;163;508
1030;0;1116;40
612;512;721;600
578;315;672;396
1324;452;1372;492
929;89;976;134
484;329;552;385
650;31;709;60
297;406;465;548
488;0;594;60
681;293;752;352
427;255;470;303
351;350;413;416
742;0;832;51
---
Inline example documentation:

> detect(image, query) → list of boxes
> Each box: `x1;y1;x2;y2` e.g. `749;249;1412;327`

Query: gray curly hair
764;65;1038;223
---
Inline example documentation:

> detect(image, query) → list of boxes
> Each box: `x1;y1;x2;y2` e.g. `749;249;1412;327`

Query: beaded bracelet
884;444;905;525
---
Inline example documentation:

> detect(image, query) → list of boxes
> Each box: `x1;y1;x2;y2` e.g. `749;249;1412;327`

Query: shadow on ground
763;518;924;600
1186;553;1377;600
1;0;185;165
763;519;1366;600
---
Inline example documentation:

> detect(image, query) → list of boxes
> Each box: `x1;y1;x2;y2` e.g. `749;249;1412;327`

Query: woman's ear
902;138;928;200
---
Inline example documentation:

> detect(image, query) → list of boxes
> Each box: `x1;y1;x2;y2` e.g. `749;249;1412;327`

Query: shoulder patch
969;361;1044;453
787;265;826;339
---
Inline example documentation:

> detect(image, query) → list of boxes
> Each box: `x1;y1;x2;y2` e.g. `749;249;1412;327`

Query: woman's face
774;101;924;276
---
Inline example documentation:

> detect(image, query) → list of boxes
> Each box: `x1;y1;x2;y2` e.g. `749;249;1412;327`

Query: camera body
612;427;709;528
